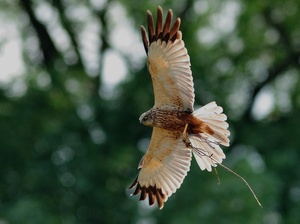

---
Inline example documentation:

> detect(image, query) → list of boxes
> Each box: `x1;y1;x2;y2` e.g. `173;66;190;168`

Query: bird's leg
183;123;188;137
182;124;191;147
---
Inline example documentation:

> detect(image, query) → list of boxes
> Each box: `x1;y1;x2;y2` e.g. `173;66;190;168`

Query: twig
182;127;263;208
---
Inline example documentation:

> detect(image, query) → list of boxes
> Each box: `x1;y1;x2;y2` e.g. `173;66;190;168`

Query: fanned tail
189;102;230;171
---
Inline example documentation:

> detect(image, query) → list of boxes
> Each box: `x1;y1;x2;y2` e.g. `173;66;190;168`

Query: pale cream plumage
189;102;230;171
129;6;230;209
138;128;191;197
148;39;194;111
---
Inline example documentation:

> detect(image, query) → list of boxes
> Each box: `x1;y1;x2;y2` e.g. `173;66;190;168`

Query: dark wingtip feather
156;6;163;36
141;26;149;54
141;6;182;53
146;10;155;43
162;9;173;38
128;176;138;189
129;178;166;209
169;18;181;41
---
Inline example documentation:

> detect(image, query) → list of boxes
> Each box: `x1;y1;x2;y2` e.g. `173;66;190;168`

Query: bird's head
139;110;154;126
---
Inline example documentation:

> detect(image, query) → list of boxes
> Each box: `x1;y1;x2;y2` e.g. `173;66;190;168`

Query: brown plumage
129;6;230;209
139;108;214;135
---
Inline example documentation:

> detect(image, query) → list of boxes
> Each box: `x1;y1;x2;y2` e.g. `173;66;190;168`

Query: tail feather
189;101;230;171
193;101;230;146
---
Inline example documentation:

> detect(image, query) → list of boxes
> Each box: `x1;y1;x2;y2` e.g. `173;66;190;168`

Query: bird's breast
151;109;190;132
151;108;213;135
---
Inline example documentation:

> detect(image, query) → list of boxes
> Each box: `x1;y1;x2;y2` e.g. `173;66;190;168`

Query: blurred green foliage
0;0;300;223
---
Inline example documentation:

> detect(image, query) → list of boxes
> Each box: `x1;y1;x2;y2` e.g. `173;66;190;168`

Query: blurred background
0;0;300;223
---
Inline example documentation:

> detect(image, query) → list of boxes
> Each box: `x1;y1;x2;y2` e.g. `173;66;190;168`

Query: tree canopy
0;0;300;223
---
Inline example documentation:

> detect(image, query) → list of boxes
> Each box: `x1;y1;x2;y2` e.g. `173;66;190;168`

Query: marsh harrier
129;6;230;209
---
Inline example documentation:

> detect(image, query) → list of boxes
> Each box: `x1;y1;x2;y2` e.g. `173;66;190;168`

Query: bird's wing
129;127;192;209
141;6;194;112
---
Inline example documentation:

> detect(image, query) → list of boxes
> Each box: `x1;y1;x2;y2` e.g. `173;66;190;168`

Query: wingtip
141;25;149;54
142;6;182;51
129;178;167;209
128;176;138;189
146;10;152;16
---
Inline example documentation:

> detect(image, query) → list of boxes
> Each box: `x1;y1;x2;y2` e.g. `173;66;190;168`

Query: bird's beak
139;113;145;123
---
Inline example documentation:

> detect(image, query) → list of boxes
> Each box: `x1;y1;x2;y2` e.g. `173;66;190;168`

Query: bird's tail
188;101;230;171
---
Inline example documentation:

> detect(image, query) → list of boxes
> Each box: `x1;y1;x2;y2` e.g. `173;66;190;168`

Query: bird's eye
143;116;148;121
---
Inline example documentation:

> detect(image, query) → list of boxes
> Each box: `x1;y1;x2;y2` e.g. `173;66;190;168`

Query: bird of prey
129;6;230;209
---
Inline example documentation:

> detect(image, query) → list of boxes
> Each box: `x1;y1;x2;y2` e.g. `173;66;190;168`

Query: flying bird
129;6;230;209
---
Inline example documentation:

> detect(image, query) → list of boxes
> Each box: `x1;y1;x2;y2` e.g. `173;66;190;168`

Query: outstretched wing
129;127;192;209
141;6;195;112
